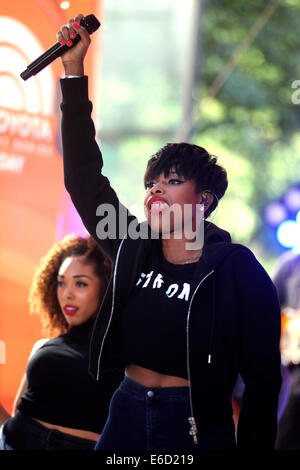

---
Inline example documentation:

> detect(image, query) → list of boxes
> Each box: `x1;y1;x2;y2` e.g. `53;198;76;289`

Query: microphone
20;14;101;81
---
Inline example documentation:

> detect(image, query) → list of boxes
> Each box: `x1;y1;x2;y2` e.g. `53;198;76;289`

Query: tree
194;0;300;269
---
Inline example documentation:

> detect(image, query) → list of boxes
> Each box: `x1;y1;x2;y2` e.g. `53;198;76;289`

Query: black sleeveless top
17;317;122;433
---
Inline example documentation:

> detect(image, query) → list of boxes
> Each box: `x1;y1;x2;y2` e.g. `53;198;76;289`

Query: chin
65;315;81;326
147;220;163;234
146;212;175;235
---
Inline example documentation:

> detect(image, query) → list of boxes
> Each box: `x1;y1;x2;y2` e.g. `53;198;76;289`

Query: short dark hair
144;142;228;218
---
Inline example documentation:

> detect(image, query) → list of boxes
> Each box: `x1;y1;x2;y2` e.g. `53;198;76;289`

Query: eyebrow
169;171;185;178
147;171;180;181
57;274;93;279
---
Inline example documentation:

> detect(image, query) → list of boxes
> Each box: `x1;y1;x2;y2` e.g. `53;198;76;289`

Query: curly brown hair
28;234;112;337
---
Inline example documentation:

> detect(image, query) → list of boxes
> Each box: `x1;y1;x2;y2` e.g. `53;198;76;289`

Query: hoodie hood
200;221;247;272
204;221;231;245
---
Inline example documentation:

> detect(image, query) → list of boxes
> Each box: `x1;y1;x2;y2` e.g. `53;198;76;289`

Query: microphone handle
20;14;100;81
21;36;81;80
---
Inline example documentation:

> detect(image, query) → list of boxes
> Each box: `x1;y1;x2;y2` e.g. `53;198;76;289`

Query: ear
200;192;214;212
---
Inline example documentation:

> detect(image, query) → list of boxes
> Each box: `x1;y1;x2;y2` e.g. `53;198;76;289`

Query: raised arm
59;14;137;261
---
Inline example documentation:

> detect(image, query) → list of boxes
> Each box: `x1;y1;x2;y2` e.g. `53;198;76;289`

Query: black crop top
17;318;122;433
119;246;197;379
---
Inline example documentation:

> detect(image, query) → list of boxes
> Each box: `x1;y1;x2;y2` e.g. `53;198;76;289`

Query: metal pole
175;0;206;142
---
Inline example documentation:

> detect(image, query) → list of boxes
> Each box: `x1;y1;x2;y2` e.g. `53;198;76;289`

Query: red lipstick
147;196;169;209
63;305;79;316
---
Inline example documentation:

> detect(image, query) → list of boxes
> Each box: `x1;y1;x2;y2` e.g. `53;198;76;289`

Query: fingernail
73;22;79;29
67;40;72;46
70;32;76;39
60;40;65;45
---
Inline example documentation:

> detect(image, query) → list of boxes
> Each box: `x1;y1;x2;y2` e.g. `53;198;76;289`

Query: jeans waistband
120;376;190;401
4;412;97;450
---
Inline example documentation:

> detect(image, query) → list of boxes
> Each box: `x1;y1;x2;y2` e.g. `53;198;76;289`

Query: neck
162;237;202;265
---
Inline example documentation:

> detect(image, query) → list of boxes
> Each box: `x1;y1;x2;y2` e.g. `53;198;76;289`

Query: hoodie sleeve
233;248;282;449
60;76;138;262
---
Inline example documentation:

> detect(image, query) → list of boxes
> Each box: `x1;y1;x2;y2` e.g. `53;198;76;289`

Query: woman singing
57;14;282;450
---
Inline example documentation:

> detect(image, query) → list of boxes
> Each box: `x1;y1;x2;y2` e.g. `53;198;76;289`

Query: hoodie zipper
97;242;215;445
186;269;214;444
97;238;126;381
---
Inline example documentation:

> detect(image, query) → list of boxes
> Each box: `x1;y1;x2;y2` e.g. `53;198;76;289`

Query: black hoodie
60;76;282;449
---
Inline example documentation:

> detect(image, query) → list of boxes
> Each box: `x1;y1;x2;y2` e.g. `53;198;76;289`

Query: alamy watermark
95;202;205;250
291;80;300;104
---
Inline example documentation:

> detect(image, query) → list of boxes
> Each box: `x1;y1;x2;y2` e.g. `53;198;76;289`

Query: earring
202;195;209;206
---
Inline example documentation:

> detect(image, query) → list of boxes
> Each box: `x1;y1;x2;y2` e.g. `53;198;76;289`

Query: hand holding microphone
57;14;93;77
20;14;100;80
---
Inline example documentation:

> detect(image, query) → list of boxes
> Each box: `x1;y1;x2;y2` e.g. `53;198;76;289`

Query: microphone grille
81;14;101;35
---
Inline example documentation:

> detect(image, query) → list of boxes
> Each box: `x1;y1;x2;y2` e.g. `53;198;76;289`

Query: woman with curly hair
0;234;122;450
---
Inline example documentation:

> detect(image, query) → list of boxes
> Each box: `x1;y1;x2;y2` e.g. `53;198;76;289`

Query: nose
150;182;164;195
63;285;75;301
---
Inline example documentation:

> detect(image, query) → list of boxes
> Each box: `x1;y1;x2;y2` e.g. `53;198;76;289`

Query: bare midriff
32;418;100;441
125;364;189;387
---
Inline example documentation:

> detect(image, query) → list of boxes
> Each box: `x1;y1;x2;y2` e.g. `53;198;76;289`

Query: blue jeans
0;423;14;450
94;377;236;451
